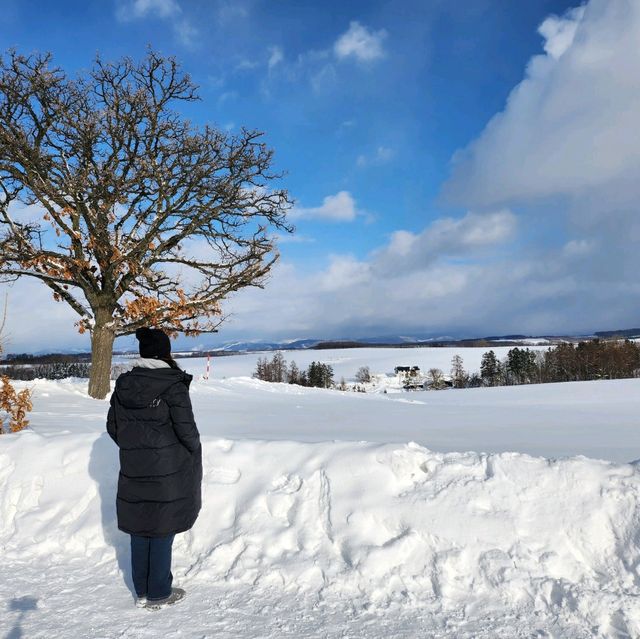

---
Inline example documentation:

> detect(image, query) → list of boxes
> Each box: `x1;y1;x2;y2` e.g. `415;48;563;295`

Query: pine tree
480;350;501;386
323;364;335;388
523;348;538;383
306;361;334;388
307;362;319;387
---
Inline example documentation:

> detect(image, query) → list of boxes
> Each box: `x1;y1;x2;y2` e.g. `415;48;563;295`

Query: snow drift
2;428;640;636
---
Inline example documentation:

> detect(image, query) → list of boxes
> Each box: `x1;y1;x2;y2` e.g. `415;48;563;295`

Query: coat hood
115;367;193;409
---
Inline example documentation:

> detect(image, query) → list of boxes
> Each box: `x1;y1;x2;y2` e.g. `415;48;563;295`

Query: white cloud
11;0;640;349
539;6;585;59
259;21;386;95
389;210;517;255
334;21;387;62
221;227;640;342
422;0;640;338
0;279;90;354
217;91;238;105
174;18;198;47
449;210;517;247
373;210;517;274
356;146;395;168
363;210;517;276
219;209;526;339
268;46;284;71
215;0;250;23
116;0;198;47
319;255;370;292
445;0;640;207
116;0;180;22
562;238;595;258
236;59;260;72
2;205;636;350
4;201;45;224
272;233;315;245
386;230;416;257
290;191;360;223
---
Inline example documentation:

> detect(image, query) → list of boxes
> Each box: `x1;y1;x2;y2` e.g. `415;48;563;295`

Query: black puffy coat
106;366;202;537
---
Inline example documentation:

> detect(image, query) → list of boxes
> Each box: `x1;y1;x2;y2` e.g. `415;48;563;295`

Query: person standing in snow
106;327;202;610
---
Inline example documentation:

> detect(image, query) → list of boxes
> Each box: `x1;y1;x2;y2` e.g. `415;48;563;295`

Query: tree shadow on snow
88;433;134;597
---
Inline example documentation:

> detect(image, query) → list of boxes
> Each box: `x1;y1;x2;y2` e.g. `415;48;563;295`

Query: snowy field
169;345;544;381
2;346;640;638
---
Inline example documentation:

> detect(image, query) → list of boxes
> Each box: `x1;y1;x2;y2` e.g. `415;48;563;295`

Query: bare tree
0;50;292;398
270;351;287;383
427;367;446;390
355;365;371;384
253;352;288;383
450;354;468;388
287;360;300;385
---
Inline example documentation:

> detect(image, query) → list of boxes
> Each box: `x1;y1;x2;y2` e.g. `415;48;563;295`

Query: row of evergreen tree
1;362;92;381
254;353;335;388
254;339;640;392
459;339;640;388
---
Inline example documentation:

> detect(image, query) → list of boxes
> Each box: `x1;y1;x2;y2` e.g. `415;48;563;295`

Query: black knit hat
135;327;171;359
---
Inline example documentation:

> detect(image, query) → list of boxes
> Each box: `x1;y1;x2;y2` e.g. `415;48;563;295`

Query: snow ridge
2;431;640;636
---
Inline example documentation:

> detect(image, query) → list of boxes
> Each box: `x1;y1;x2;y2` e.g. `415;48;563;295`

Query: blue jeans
130;534;175;600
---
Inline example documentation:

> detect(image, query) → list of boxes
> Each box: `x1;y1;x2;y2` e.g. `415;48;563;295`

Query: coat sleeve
106;393;118;444
165;382;201;453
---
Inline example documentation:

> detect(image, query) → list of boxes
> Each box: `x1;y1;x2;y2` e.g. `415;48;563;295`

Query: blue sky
2;0;639;352
3;0;569;255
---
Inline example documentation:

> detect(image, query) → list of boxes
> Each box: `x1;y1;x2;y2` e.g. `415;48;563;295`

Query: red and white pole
204;353;211;380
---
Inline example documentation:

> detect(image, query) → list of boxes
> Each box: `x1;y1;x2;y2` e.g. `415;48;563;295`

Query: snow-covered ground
168;345;544;381
2;347;640;638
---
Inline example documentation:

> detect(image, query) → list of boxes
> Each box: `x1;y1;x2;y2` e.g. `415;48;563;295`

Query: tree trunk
88;319;115;399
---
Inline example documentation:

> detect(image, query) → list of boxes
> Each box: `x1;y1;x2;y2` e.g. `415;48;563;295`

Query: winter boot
145;588;186;610
135;595;147;608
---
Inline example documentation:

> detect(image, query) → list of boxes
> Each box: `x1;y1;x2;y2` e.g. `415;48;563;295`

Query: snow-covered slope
2;369;640;637
2;428;640;637
28;373;640;462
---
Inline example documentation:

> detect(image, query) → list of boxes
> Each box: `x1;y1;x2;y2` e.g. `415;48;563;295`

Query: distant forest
429;339;640;390
254;339;640;391
2;338;639;386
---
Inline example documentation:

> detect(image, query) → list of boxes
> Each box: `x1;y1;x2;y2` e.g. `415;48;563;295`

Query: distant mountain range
5;328;640;360
594;328;640;339
204;328;640;353
206;334;461;352
198;333;568;354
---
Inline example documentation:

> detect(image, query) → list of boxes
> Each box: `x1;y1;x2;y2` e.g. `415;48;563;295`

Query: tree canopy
0;49;293;397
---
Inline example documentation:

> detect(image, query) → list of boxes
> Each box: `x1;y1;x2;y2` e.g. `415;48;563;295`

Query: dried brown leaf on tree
0;49;294;398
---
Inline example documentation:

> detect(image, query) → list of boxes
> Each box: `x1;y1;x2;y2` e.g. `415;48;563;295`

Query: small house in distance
394;365;421;377
395;365;423;389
